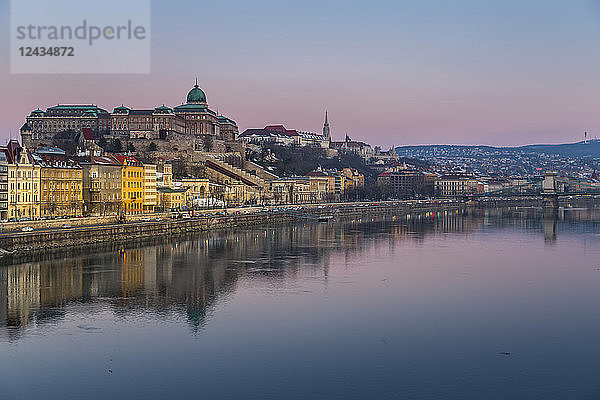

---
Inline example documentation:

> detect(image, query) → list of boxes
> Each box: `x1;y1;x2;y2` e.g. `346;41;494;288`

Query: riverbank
2;195;598;259
0;200;463;258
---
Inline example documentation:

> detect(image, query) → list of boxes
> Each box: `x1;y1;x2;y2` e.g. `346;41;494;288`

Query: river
1;206;599;399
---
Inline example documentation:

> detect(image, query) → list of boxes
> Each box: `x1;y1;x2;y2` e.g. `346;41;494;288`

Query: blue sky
1;0;599;146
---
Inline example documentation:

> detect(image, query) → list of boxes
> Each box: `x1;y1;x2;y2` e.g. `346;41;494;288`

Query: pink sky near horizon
1;0;599;148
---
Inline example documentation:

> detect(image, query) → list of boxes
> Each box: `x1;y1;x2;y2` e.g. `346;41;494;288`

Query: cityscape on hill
0;80;598;223
396;140;600;179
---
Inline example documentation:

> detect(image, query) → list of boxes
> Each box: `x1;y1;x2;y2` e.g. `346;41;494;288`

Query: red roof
264;125;287;132
114;155;142;166
306;171;328;177
82;127;94;141
6;140;21;162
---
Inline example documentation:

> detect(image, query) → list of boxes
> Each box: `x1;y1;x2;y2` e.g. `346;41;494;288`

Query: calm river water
1;206;600;399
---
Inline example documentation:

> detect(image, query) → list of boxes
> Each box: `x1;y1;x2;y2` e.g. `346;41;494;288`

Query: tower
20;122;32;148
322;111;330;141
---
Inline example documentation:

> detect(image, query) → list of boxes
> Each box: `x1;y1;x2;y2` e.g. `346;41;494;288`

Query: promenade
0;199;465;257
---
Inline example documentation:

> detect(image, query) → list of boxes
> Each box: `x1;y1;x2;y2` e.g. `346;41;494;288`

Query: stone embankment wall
0;201;463;257
0;213;173;232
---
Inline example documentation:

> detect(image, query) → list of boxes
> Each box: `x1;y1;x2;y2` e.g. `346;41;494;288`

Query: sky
0;0;599;147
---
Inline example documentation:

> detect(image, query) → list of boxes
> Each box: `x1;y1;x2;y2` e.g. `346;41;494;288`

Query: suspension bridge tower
542;171;559;212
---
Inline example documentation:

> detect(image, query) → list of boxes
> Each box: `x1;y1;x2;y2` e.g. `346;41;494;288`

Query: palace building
20;81;239;150
110;105;186;140
21;105;111;147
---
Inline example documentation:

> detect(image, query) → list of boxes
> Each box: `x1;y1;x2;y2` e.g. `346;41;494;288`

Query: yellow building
341;168;365;190
271;177;313;204
181;178;209;207
307;175;330;202
306;168;359;201
8;147;41;220
227;182;256;206
157;187;188;211
39;159;83;218
116;156;144;214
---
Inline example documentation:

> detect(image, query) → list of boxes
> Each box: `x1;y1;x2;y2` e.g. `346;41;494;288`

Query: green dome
187;84;206;104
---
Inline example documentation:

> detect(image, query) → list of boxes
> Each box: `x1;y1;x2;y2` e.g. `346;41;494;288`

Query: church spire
323;110;330;141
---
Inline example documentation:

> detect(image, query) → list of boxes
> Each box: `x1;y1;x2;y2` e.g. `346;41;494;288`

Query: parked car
61;223;71;229
21;226;33;232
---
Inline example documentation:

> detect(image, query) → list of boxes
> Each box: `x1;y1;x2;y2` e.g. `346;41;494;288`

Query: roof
240;129;290;139
34;155;81;169
113;105;131;114
296;131;325;140
157;186;188;193
129;109;155;116
0;148;10;163
240;125;325;141
6;140;21;163
154;105;173;113
187;84;207;104
264;125;287;132
306;171;328;177
90;155;122;166
114;155;143;166
46;105;110;114
82;127;94;140
173;104;216;114
438;174;476;180
218;116;236;124
35;147;66;156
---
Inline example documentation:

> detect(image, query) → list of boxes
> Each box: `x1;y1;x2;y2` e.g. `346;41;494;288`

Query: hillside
396;140;600;158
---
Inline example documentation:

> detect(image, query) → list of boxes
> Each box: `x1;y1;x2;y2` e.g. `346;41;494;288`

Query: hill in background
396;140;600;158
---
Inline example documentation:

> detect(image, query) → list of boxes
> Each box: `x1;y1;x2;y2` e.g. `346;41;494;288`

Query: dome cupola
187;79;207;104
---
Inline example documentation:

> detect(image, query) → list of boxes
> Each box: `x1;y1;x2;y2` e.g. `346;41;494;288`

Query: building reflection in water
0;204;598;340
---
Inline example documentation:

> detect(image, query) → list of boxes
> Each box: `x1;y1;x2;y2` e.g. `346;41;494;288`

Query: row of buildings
0;139;366;221
376;164;535;198
271;167;365;204
0;140;203;220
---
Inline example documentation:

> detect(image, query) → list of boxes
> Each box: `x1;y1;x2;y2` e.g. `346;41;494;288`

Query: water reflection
1;205;598;342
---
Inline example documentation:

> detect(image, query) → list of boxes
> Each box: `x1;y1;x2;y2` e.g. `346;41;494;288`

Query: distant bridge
466;172;600;207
